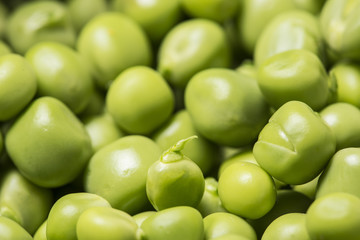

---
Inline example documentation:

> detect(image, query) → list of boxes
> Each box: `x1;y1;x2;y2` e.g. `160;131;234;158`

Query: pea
140;206;204;240
306;192;360;239
106;66;174;135
146;136;205;210
320;103;360;150
0;41;11;56
5;96;93;188
152;109;222;176
46;192;111;240
77;12;152;89
26;41;94;114
181;0;239;23
5;1;76;54
111;0;182;45
257;49;329;111
292;175;320;200
158;19;231;89
132;211;156;227
34;220;47;240
254;10;324;66
218;161;276;219
0;54;37;122
203;212;257;240
262;213;311;240
83;112;125;152
0;216;33;240
84;135;162;214
76;207;139;240
253;101;336;184
0;168;53;235
185;68;269;147
316;148;360;199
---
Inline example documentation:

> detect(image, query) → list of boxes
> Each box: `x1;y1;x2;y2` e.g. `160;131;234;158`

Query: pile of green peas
1;0;360;239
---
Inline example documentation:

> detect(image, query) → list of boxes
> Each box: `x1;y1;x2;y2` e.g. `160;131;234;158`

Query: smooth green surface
46;193;111;240
34;220;47;240
0;41;11;56
106;66;174;135
84;135;162;214
158;19;231;88
141;206;204;240
203;212;257;240
253;101;336;184
0;169;53;235
0;54;37;121
218;162;276;219
5;97;93;188
0;216;33;240
133;211;156;227
5;1;75;54
77;12;152;89
185;68;269;147
306;192;360;240
26;41;94;114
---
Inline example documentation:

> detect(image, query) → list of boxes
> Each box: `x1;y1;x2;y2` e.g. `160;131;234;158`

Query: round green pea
0;54;37;121
111;0;182;45
5;97;93;188
253;101;336;184
218;162;276;219
84;135;162;214
106;66;174;135
77;12;152;89
0;216;33;240
140;206;204;240
262;213;311;240
203;212;257;240
76;207;139;240
306;192;360;239
5;1;76;54
257;49;329;111
26;41;94;114
185;68;269;147
133;211;156;227
158;19;231;88
46;193;111;240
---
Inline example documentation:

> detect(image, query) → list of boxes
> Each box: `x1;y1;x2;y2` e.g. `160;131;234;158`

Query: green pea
185;68;269;147
67;0;107;32
253;101;336;184
203;212;257;240
320;0;360;60
257;49;329;111
34;220;47;240
218;161;276;219
306;192;360;239
26;41;94;114
262;213;311;240
152;109;222;176
84;135;162;214
181;0;239;23
132;211;156;227
196;177;227;217
247;189;312;238
5;1;76;54
0;168;53;235
146;136;205;210
330;62;360;108
211;235;250;240
0;216;33;240
5;97;93;188
254;10;324;67
320;103;360;150
235;60;257;79
237;0;297;54
77;12;152;89
140;206;204;240
158;19;231;89
106;66;174;135
111;0;182;45
83;112;125;152
0;41;11;56
292;175;320;200
316;148;360;199
76;207;139;240
46;193;111;240
0;54;37;122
